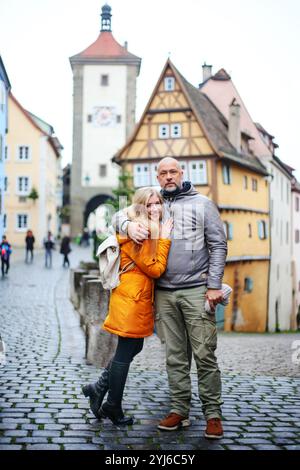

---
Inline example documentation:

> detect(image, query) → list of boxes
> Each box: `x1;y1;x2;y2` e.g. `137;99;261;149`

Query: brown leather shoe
158;413;190;431
205;418;224;439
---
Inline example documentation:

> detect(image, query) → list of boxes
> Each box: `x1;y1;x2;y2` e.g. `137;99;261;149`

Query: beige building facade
4;93;63;248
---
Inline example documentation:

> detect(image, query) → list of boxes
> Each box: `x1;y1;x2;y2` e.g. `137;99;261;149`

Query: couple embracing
82;157;228;440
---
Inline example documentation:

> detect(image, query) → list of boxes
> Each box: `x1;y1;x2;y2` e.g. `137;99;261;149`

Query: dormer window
164;77;175;91
159;125;169;139
171;124;181;138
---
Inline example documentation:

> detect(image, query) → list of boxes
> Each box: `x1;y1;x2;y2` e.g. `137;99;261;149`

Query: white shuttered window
188;161;207;185
133;164;150;188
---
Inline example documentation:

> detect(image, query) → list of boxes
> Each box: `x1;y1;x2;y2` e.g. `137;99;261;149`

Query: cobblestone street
1;246;300;451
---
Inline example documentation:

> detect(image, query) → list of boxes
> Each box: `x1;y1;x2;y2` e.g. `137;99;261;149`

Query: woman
82;187;173;425
60;235;71;268
25;230;35;263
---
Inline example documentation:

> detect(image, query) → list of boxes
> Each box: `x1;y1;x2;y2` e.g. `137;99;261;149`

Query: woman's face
146;194;162;221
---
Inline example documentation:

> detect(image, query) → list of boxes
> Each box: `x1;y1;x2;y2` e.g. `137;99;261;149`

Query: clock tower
69;3;141;236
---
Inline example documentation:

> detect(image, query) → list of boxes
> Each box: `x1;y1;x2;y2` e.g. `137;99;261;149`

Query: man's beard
162;183;182;198
164;183;181;193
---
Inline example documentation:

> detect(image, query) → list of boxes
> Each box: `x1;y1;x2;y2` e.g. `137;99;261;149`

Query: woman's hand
160;218;173;239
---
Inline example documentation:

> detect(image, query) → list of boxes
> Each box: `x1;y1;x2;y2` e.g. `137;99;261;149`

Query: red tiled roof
75;31;136;59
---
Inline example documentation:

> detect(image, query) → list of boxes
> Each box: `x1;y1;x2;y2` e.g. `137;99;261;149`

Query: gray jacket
113;182;227;290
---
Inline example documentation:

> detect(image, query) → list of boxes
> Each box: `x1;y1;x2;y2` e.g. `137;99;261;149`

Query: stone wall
69;262;117;367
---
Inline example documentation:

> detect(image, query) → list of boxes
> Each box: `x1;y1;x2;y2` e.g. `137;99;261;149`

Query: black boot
82;362;111;418
99;361;134;426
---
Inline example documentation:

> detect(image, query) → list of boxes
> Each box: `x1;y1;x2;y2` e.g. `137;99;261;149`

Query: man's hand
128;222;149;244
206;289;223;310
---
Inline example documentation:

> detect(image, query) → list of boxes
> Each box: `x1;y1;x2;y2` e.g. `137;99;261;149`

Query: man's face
157;161;183;192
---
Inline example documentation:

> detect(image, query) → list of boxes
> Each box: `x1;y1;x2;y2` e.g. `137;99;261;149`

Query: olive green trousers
155;285;223;420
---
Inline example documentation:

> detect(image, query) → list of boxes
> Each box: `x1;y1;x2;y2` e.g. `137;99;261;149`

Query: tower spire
101;3;112;32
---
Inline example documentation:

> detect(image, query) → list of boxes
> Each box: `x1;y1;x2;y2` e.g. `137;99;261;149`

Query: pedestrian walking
114;157;228;439
81;228;90;247
0;235;12;277
25;230;35;263
60;235;71;268
44;231;55;268
82;187;173;425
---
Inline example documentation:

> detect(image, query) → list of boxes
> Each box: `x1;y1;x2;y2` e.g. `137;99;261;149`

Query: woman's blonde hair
126;187;163;241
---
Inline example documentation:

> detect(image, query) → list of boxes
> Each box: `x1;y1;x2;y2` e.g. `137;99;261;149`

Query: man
114;157;227;439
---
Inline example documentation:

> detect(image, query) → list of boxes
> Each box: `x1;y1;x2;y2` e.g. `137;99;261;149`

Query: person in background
60;235;71;268
81;228;90;247
25;230;35;263
44;231;55;268
0;235;12;277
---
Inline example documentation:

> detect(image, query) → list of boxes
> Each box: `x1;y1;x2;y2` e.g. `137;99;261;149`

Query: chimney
124;41;128;50
202;63;212;83
228;98;241;152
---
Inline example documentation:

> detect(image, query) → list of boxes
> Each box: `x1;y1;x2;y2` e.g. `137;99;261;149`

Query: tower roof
69;4;141;70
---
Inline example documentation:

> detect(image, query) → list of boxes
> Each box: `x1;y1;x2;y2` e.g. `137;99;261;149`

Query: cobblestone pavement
0;246;300;451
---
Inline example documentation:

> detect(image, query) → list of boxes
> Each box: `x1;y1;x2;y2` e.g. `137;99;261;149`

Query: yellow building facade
114;59;270;332
4;93;63;248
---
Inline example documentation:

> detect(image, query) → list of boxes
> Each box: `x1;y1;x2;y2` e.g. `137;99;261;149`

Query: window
16;214;28;231
248;223;252;238
133;164;150;187
150;163;158;186
243;175;248;189
252;178;258;191
0;135;2;161
223;221;233;240
164;76;175;91
299;281;300;292
244;277;253;293
222;164;231;185
87;114;92;123
0;82;5;112
178;161;188;181
17;176;30;195
158;124;169;139
0;189;2;214
99;164;107;178
116;115;122;123
296;197;299;212
286;222;289;244
3;214;7;229
189;161;207;185
287;182;289;204
170;123;181;138
4;145;8;160
296;230;300;244
101;75;109;86
18;146;30;161
258;220;268;239
277;265;280;281
4;176;8;192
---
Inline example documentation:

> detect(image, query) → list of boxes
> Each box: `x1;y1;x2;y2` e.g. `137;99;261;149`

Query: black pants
113;336;144;364
25;248;34;263
1;258;9;276
63;254;70;267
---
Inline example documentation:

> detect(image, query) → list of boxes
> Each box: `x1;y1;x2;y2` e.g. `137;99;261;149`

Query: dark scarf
161;181;192;199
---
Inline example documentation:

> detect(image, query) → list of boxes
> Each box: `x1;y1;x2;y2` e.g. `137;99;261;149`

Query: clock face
92;106;116;127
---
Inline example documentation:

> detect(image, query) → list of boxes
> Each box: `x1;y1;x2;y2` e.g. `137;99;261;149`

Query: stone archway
83;194;115;229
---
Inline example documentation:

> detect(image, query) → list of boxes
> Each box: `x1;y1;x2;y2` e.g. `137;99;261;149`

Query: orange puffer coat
102;236;171;338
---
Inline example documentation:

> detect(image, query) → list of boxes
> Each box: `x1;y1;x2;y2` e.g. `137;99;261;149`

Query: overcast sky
1;0;299;178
